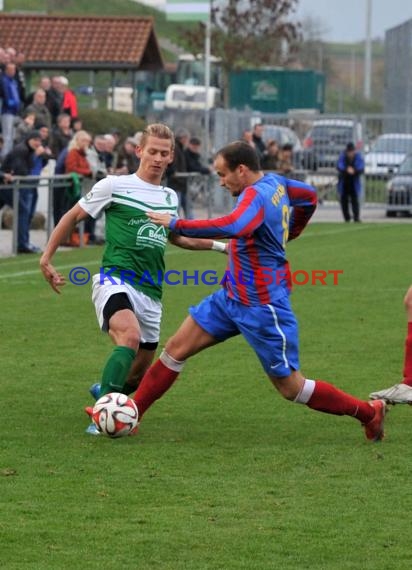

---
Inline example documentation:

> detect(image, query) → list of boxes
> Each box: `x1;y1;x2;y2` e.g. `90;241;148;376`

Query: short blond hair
140;123;175;150
68;130;91;151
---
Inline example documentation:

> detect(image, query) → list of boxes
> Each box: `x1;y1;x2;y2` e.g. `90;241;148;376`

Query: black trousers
340;187;360;222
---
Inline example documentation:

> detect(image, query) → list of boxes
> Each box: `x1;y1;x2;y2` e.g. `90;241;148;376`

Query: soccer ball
92;392;139;438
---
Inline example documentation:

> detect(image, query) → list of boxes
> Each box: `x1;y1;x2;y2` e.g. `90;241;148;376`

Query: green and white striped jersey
79;174;178;300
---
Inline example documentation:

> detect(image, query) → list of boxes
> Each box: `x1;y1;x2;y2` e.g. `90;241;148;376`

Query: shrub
79;109;146;138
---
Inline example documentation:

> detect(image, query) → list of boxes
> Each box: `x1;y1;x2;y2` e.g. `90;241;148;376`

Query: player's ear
136;145;143;158
168;150;174;164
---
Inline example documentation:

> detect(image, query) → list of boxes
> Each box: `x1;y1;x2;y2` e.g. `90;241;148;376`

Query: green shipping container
228;69;325;113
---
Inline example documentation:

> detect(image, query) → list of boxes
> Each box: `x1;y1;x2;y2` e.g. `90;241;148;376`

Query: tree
297;15;330;71
180;0;302;102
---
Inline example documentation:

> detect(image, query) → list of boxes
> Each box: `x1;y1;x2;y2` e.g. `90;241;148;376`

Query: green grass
1;222;412;569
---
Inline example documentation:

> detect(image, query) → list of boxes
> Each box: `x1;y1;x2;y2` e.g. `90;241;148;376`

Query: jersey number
282;205;289;246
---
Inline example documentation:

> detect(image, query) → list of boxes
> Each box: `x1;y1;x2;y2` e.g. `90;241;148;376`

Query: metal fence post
47;176;54;240
11;178;19;256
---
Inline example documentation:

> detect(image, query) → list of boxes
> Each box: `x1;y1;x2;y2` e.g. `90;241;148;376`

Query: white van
164;85;221;111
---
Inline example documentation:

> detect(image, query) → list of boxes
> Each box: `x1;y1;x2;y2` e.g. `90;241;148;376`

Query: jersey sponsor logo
165;191;172;205
85;191;93;201
136;221;168;247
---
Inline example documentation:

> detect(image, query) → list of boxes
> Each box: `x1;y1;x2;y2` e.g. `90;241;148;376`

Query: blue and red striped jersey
170;173;317;306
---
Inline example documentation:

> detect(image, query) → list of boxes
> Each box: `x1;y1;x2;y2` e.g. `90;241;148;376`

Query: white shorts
91;274;162;343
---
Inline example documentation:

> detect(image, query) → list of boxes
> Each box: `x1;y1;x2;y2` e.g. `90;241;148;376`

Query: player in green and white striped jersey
40;124;226;434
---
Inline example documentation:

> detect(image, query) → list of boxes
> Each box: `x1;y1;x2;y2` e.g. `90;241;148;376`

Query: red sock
402;322;412;386
307;380;374;424
133;359;179;418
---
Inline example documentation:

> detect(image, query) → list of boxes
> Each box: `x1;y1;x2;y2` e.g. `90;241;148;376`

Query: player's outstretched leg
273;374;387;442
370;286;412;404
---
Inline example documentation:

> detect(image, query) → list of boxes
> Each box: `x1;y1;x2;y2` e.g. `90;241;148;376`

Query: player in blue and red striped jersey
132;140;386;442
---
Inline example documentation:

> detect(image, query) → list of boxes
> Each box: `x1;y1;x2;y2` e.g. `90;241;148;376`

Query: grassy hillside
4;0;194;48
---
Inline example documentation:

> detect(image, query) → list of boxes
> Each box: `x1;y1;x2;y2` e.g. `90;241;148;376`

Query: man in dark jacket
2;130;50;253
337;142;365;223
184;137;210;175
168;127;191;218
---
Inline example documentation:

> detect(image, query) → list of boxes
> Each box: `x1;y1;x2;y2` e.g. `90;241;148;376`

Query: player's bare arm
168;233;227;253
40;203;89;294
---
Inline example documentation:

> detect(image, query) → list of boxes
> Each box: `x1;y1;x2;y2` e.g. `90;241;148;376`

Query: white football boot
369;383;412;404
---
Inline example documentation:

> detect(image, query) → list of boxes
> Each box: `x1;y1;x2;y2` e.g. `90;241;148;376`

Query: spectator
87;135;108;181
277;143;294;176
109;128;122;167
24;88;52;130
0;135;14;203
60;76;78;120
64;130;93;245
38;125;53;157
103;134;116;172
0;47;7;71
115;136;140;175
252;123;267;161
26;76;50;106
261;139;280;171
15;51;27;104
53;146;70;226
65;130;92;179
1;130;50;253
241;130;256;149
337;142;364;223
168;127;191;218
184;137;210;175
86;135;110;244
71;117;83;133
47;76;64;125
14;110;36;144
0;62;22;157
50;113;72;158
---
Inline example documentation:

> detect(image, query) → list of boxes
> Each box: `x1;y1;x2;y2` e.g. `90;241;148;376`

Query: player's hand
40;257;66;294
147;212;173;227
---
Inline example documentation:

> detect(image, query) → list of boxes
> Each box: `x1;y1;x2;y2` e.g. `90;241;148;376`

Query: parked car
261;124;302;152
365;133;412;176
302;119;363;169
386;152;412;217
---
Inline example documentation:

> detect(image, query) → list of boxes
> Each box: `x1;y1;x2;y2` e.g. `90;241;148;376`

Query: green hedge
79;109;146;138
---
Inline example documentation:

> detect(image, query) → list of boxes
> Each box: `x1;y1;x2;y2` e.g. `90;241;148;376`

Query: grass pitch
1;222;411;569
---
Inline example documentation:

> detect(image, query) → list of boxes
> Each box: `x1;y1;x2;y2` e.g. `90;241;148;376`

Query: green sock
100;346;136;396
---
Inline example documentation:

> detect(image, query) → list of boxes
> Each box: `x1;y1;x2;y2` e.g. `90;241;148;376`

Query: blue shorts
189;289;299;377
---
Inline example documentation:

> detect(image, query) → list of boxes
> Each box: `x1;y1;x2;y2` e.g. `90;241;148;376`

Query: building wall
384;20;412;116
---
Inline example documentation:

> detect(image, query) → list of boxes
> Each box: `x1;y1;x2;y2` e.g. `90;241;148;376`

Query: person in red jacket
65;130;92;178
60;76;78;121
64;130;92;244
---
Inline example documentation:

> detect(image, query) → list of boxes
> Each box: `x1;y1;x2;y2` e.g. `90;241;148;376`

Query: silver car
365;133;412;176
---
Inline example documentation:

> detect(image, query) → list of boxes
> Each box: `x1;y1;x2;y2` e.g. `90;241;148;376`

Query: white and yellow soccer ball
92;392;139;438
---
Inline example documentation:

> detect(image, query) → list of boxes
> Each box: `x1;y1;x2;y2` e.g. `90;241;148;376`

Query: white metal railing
0;174;85;256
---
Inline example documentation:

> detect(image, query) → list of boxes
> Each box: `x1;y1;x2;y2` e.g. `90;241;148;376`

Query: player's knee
164;335;186;361
125;330;140;350
270;378;300;401
270;370;304;401
111;328;140;351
